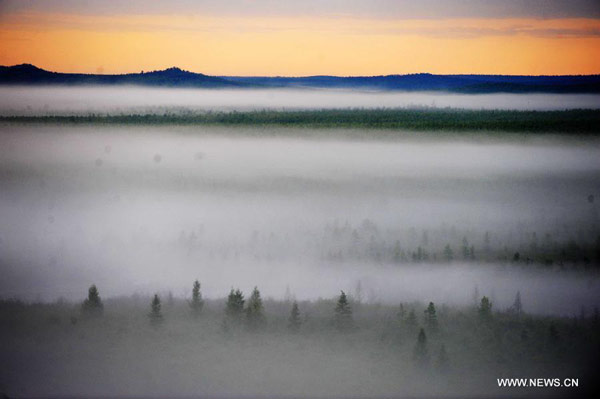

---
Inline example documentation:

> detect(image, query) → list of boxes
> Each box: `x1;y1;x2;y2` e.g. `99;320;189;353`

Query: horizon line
4;63;600;79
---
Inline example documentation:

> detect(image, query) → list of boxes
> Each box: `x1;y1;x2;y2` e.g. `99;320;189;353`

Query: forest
1;279;599;398
2;108;600;134
1;90;598;397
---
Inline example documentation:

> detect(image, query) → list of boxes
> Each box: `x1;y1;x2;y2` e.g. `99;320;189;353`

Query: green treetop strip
1;108;599;133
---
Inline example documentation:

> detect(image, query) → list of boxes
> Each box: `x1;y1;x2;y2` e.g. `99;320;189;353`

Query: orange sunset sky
1;0;599;76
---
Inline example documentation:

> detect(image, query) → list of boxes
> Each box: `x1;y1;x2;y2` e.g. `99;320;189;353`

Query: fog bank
0;125;598;316
1;87;599;116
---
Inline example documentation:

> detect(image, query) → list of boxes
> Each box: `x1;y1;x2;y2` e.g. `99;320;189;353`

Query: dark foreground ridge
2;63;600;93
2;108;599;134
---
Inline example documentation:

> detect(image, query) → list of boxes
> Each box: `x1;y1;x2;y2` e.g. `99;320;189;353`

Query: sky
1;0;599;76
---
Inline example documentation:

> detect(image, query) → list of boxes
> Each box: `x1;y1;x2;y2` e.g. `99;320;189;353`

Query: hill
2;64;600;93
0;64;241;88
224;73;600;93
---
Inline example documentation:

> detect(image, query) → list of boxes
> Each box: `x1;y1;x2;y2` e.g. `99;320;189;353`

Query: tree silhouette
461;237;469;260
510;291;523;316
288;301;301;333
443;244;454;261
148;294;163;325
224;288;245;329
413;328;429;367
334;291;353;332
354;280;363;304
246;286;266;331
424;302;438;331
478;296;492;321
81;284;103;316
190;279;204;316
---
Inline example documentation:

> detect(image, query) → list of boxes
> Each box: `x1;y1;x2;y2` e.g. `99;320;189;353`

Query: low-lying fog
0;124;598;316
1;86;599;115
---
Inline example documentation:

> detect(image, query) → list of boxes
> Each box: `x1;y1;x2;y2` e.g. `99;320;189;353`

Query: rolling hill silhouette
2;64;600;93
0;64;240;88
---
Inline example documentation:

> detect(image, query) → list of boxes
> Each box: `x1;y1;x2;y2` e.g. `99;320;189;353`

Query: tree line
82;280;354;333
79;279;529;372
2;108;600;134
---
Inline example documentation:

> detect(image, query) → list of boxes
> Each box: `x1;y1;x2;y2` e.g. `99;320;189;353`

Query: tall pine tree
288;301;301;333
424;302;438;331
81;284;104;316
224;288;245;329
246;286;266;331
510;291;523;316
443;244;454;262
190;279;204;316
148;294;163;325
334;291;353;332
478;296;492;321
413;328;429;367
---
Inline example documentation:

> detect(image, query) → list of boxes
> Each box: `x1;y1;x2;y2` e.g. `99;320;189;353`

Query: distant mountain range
2;64;600;93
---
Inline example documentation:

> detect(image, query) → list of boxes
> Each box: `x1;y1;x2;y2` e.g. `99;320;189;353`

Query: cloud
378;25;600;39
1;0;600;19
4;11;599;40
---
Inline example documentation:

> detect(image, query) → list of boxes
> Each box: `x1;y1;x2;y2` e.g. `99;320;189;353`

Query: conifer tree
443;244;454;261
149;294;163;325
478;296;492;321
167;291;174;308
424;302;438;331
190;279;204;315
511;291;523;316
354;280;363;304
472;285;480;306
484;231;491;254
461;237;469;260
246;286;266;331
81;284;104;316
288;301;301;333
413;328;429;367
225;288;245;328
334;291;353;332
406;308;417;328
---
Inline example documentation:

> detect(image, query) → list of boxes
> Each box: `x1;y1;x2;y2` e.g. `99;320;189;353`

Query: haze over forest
1;87;599;316
2;0;600;397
